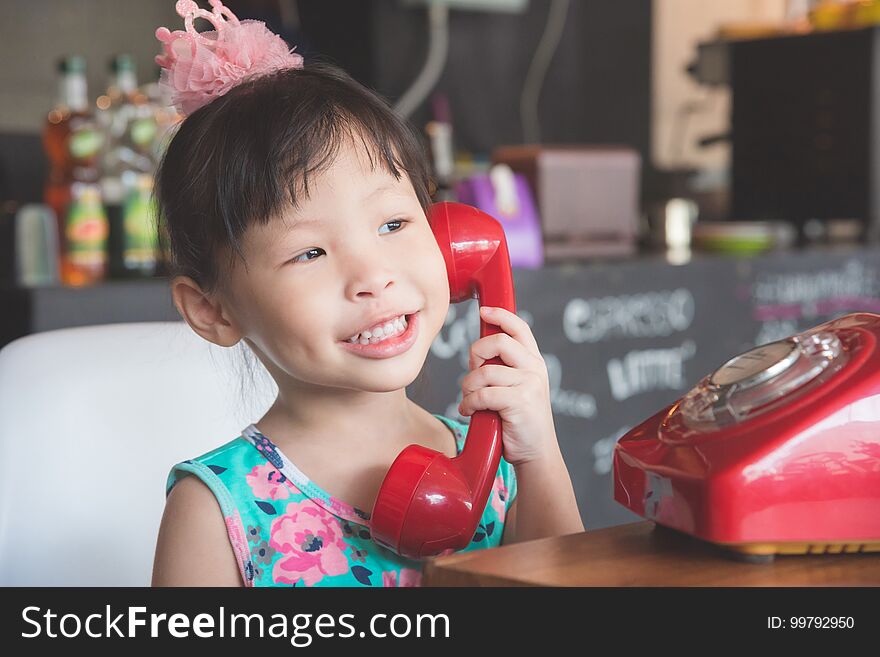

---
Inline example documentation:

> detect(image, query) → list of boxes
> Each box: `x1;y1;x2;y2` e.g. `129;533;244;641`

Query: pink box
492;145;641;259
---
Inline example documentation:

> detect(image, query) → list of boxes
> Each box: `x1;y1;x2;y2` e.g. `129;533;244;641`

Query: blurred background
3;0;880;534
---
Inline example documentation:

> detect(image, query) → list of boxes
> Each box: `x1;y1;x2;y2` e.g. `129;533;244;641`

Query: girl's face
221;139;450;394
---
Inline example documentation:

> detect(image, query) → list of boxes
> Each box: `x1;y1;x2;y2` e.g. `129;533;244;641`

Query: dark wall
299;0;652;162
0;133;46;204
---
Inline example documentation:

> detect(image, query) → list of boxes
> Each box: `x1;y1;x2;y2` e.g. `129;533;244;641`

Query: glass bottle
43;55;104;284
120;171;159;277
98;54;158;278
64;182;109;285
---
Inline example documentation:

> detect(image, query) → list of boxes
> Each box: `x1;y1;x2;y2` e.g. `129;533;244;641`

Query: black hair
154;61;435;295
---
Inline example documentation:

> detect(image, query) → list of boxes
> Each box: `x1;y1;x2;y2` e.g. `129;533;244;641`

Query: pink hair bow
155;0;304;115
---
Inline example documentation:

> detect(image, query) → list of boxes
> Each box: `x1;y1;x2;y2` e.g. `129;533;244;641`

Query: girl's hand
458;306;557;467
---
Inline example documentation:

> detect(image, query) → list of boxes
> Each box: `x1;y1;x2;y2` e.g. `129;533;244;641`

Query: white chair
0;321;277;586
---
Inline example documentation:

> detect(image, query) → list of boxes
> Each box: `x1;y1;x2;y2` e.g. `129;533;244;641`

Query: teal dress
166;414;517;587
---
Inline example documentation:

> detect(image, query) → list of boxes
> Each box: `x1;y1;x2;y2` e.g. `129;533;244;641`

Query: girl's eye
378;218;407;235
287;219;408;264
289;248;325;264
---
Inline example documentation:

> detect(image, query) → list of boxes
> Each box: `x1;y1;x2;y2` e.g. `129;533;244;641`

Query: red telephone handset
370;202;517;559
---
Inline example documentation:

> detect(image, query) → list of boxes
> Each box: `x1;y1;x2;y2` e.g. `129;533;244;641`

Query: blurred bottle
14;204;60;287
854;0;880;26
119;171;159;277
64;182;109;285
43;55;103;279
809;0;856;30
426;92;455;202
97;54;156;173
98;54;158;278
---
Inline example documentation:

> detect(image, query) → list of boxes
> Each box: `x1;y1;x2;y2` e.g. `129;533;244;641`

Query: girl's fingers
479;306;541;357
459;380;540;417
470;331;541;371
459;385;521;416
460;363;523;396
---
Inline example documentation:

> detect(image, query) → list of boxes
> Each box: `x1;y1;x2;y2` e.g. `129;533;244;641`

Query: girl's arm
152;476;243;587
502;440;584;545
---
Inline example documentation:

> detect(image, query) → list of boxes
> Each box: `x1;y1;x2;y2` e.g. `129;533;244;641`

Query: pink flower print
269;500;350;586
490;474;508;515
399;568;422;587
247;462;293;500
382;568;422;587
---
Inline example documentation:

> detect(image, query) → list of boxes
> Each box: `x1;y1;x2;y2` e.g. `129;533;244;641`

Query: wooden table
423;522;880;586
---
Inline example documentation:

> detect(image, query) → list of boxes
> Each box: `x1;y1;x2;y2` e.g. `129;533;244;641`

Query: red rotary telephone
614;313;880;561
370;202;517;559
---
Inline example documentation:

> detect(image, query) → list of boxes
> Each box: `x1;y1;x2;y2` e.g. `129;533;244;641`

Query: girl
150;0;583;587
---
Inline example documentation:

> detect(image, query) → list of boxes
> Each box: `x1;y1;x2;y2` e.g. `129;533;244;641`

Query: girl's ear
170;275;243;348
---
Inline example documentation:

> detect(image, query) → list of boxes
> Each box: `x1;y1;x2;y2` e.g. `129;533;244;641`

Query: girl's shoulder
165;433;263;496
434;412;467;446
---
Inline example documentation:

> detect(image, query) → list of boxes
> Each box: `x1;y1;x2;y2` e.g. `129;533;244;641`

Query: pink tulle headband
155;0;304;116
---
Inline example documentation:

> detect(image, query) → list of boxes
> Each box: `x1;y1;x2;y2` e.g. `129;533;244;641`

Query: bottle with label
97;54;157;171
120;172;159;277
98;54;158;278
426;93;456;202
64;182;109;285
43;55;103;277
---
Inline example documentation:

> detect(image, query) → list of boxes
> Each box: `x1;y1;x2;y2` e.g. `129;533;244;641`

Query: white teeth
347;314;409;344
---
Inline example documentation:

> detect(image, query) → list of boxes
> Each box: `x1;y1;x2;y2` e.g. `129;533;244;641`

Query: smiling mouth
337;311;421;359
344;313;412;345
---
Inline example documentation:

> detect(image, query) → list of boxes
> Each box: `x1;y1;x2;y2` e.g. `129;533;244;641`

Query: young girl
150;0;583;587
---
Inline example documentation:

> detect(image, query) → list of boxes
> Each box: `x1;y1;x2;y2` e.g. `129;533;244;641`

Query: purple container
455;170;544;270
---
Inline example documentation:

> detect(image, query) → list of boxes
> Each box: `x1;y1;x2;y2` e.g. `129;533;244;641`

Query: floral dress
165;414;517;587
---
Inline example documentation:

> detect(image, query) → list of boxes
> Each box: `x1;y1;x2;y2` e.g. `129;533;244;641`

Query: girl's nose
351;274;395;299
344;252;396;299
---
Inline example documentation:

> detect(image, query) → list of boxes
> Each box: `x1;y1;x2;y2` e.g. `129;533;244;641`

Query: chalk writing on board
606;339;696;402
545;353;597;419
592;426;631;476
753;260;878;308
434;303;597;421
751;260;880;344
563;289;695;344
